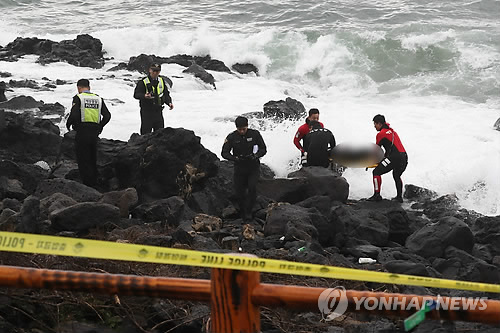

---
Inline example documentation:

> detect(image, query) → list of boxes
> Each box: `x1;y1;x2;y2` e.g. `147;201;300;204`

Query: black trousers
75;129;99;187
373;152;408;196
233;163;260;219
140;108;164;134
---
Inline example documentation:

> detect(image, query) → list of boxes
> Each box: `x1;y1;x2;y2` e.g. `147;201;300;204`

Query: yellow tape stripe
1;231;499;293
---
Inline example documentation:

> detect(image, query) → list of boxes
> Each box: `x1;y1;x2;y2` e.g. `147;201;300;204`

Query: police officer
133;63;173;134
367;114;408;202
66;79;111;187
303;120;336;168
222;116;267;221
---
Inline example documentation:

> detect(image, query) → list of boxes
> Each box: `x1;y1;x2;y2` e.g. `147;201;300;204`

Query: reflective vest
143;76;165;105
77;92;102;124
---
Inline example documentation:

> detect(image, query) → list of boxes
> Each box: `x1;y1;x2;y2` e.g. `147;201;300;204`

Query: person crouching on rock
302;120;336;168
293;108;324;165
66;79;111;188
366;114;408;203
222;116;267;221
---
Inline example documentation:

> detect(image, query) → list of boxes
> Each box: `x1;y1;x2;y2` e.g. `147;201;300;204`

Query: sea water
0;0;499;215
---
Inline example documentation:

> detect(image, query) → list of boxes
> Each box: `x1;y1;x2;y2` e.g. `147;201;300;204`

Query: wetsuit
221;129;267;220
303;127;336;168
293;121;324;152
133;75;172;134
373;124;408;198
66;92;111;187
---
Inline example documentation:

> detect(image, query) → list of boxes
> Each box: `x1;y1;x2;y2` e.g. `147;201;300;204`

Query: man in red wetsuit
367;114;408;203
293;108;324;164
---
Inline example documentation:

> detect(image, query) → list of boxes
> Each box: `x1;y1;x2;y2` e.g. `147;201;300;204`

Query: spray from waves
0;4;499;215
89;23;497;105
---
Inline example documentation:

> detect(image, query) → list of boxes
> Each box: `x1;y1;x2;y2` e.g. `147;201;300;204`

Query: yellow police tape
1;231;499;293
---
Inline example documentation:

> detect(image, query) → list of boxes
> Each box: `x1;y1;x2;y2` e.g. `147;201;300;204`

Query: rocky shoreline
1;35;499;333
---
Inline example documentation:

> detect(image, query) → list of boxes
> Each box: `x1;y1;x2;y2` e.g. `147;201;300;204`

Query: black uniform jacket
221;129;267;167
133;75;172;112
66;94;111;135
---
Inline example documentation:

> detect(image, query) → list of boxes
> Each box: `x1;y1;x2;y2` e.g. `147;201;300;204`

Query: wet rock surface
0;34;105;68
0;107;498;333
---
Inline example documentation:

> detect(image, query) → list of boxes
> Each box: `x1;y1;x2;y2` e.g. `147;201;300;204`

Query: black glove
249;153;259;160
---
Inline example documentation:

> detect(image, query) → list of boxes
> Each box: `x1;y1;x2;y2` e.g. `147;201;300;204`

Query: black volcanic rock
16;195;41;233
0;176;28;201
264;203;319;242
0;108;5;130
0;35;105;68
183;63;216;88
38;34;105;68
110;129;219;202
0;107;499;333
257;167;349;205
0;95;43;109
125;53;156;73
120;53;231;75
296;195;333;217
330;205;390;247
38;102;65;117
287;166;349;202
50;202;120;232
0;81;7;102
386;208;413;245
0;96;65;119
9;79;40;89
34;178;102;203
163;54;231;73
494;117;500;131
0;111;61;164
384;260;432;277
406;216;474;258
0;37;55;61
472;216;500;256
58;128;219;204
421;194;462;219
232;63;259;75
263;97;306;120
194;55;231;73
132;196;186;226
39;192;77;220
257;177;310;203
434;246;500;283
0;160;49;198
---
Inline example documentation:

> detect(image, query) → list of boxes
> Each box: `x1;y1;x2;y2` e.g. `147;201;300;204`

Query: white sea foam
401;30;456;51
0;6;499;216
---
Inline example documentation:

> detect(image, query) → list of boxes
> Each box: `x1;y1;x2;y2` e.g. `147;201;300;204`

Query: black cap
235;116;248;128
150;63;161;71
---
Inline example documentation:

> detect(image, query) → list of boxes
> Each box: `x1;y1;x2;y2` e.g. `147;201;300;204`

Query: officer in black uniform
222;116;267;221
66;79;111;187
303;120;336;168
133;63;173;134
